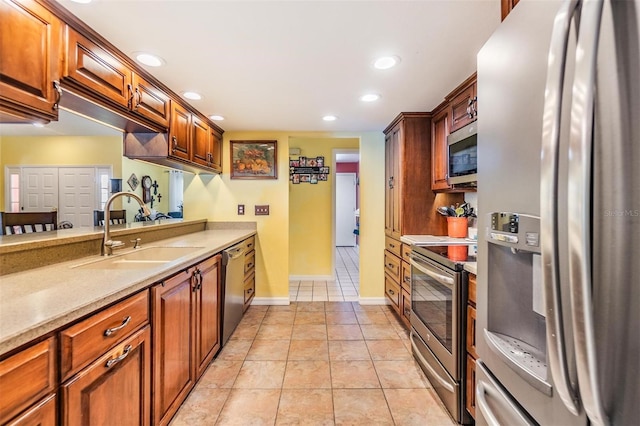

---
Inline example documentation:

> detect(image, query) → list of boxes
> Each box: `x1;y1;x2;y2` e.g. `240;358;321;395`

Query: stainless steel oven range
409;244;474;425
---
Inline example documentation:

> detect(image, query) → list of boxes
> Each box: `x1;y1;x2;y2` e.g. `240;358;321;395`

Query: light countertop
0;227;255;356
400;234;474;246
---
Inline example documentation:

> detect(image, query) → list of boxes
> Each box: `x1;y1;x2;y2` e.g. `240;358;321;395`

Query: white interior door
58;167;95;227
335;173;357;247
22;167;58;212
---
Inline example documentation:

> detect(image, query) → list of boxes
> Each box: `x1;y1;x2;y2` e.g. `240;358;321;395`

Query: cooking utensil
447;207;456;217
437;206;450;216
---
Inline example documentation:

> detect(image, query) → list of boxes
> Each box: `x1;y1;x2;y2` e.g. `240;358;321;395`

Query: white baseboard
358;297;391;305
250;297;290;306
289;275;335;281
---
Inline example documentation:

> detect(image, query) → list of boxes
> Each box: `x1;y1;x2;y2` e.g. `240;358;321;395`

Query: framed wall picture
231;140;278;179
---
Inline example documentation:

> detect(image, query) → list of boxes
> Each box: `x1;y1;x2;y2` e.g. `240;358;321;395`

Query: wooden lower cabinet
6;394;56;426
466;354;477;419
194;255;222;378
61;326;151;426
465;272;477;420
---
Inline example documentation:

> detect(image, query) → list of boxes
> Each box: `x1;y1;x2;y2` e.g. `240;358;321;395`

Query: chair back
94;210;127;226
1;211;58;235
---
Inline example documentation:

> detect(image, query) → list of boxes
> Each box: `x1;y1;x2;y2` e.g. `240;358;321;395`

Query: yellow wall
288;137;359;277
121;157;170;218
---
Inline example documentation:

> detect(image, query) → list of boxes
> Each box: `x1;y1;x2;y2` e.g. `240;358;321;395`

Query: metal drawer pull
246;287;254;294
388;289;395;296
104;316;131;336
105;345;132;368
246;262;254;269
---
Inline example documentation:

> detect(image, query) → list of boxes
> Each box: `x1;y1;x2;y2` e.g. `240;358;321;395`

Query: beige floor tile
247;305;269;313
356;311;392;325
292;324;327;340
352;304;385;312
269;304;298;312
198;360;243;388
331;360;380;388
229;322;260;339
283;360;332;389
256;323;293;340
239;310;266;325
296;302;326;312
325;311;358;325
215;389;281;425
288;339;329;361
384;388;456;426
246;339;290;361
233;361;286;389
327;324;364;340
360;324;402;340
328;340;371;361
333;389;394;425
262;310;296;325
373;360;429;389
169;388;230;425
216;339;253;361
365;340;413;361
276;389;334;426
294;311;326;324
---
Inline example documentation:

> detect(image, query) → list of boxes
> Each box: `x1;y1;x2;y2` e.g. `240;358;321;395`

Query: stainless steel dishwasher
222;242;247;345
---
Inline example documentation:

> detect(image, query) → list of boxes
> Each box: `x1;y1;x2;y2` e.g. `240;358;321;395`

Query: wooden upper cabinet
64;27;132;109
131;72;171;128
501;0;520;21
209;127;223;172
191;114;211;168
449;77;477;133
431;107;451;191
169;103;192;161
0;0;62;122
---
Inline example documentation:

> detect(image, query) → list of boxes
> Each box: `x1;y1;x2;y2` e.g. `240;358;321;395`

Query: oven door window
411;259;454;353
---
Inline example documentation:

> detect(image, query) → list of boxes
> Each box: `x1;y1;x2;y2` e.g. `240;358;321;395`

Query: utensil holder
447;217;468;238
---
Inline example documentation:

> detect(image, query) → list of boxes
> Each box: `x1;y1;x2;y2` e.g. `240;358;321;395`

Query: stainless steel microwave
447;122;477;186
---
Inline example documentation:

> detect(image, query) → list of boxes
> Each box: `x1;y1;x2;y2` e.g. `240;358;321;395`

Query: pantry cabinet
0;0;63;123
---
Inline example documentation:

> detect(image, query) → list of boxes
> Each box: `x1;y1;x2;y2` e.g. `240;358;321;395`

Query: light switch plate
255;205;269;215
238;204;245;215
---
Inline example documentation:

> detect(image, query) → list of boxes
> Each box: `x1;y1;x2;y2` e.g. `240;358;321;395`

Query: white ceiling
31;0;501;135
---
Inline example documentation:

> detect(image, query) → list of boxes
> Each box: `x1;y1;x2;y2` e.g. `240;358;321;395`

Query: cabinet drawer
243;236;255;253
244;271;255;308
0;337;56;425
384;275;400;310
385;236;402;258
401;261;411;293
6;393;56;426
244;250;255;275
401;243;412;262
384;250;401;283
60;291;149;381
468;273;476;306
466;355;476;419
466;304;477;359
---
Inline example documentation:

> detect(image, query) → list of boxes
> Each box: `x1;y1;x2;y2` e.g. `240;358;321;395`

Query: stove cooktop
412;244;476;271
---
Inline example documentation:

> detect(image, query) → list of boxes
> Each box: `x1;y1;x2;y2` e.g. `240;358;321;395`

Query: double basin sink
73;246;203;269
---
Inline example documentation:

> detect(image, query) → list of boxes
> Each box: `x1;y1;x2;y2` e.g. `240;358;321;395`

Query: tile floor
170;302;456;425
289;247;360;302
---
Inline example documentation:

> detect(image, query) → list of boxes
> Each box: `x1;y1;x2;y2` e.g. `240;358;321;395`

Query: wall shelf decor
289;156;329;184
231;140;278;179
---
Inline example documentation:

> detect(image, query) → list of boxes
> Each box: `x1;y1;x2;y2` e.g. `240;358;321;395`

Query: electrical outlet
255;205;269;215
237;204;245;215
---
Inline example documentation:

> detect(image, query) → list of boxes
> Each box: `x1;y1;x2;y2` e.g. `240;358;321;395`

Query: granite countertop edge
0;227;256;356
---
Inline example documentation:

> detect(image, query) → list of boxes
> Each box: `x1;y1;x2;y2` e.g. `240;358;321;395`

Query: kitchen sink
73;246;203;269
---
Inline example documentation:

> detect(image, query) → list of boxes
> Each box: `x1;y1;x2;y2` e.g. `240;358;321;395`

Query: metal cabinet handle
52;80;62;110
404;276;411;283
192;269;202;291
172;136;178;153
246;287;254;295
386;263;395;269
105;345;132;368
104;316;131;336
134;87;142;110
388;176;394;189
246;262;254;269
389;243;395;248
388;289;395;296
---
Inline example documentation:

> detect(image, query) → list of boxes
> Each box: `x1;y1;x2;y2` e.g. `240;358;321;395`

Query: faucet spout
102;192;149;256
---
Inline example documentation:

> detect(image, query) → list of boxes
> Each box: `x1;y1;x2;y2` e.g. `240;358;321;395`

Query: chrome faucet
102;192;151;256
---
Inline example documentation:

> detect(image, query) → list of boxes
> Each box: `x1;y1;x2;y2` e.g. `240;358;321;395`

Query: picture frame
231;140;278;179
127;173;139;191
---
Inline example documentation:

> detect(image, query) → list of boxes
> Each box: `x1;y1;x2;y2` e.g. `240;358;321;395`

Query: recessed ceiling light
374;56;400;70
32;122;45;128
70;0;92;3
323;115;337;122
182;91;202;100
360;94;380;102
209;115;225;121
134;52;164;67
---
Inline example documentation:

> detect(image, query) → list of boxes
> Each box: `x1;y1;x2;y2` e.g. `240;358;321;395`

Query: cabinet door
390;127;402;238
131;73;170;128
62;326;151;426
0;0;62;122
190;114;211;168
466;355;476;419
65;27;132;108
153;269;195;425
384;133;393;236
0;337;56;425
449;82;476;133
209;127;223;172
194;255;222;378
169;103;191;161
6;394;56;426
431;108;451;191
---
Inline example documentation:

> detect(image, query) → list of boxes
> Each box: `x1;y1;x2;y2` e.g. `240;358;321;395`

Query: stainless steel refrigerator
476;0;639;425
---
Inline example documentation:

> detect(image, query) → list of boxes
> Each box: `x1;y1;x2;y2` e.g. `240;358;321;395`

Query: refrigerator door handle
539;0;581;416
568;0;608;424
